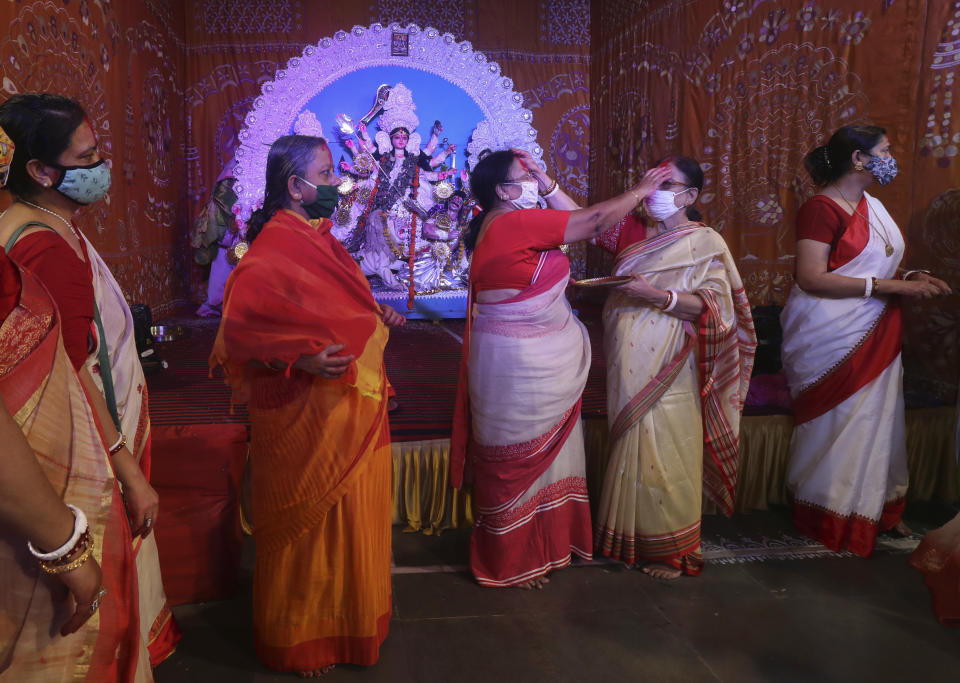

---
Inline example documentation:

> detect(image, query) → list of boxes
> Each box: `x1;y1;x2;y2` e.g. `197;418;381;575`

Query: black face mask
297;177;339;219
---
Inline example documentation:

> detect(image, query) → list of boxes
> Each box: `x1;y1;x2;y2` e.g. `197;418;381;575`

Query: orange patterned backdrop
590;0;960;402
1;1;955;400
0;0;591;311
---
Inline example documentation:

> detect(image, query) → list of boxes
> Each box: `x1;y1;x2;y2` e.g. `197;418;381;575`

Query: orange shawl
211;209;382;388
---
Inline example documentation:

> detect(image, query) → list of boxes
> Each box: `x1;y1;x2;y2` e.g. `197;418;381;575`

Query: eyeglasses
504;172;534;184
658;180;689;191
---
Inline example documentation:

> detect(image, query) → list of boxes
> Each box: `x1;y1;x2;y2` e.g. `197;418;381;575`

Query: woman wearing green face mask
211;134;404;676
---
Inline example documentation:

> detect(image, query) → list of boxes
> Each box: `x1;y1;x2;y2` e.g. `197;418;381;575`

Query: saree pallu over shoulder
781;192;908;557
0;263;144;682
211;210;382;392
81;233;180;668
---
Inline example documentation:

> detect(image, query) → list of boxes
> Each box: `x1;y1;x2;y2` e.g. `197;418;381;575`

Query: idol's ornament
231;23;542;318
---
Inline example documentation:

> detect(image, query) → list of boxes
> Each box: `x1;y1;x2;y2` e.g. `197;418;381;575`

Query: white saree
82;235;180;665
465;258;593;587
781;192;909;557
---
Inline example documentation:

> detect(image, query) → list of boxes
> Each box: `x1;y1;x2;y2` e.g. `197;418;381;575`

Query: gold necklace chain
833;187;894;257
17;199;81;240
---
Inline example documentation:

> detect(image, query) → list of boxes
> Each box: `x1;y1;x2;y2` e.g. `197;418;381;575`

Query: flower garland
407;169;419;310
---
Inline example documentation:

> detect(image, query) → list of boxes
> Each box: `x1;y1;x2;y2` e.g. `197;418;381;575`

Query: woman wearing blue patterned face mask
0;93;181;668
780;124;951;559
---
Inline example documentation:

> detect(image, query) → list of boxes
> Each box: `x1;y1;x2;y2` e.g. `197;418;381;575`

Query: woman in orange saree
0;247;146;681
211;135;404;676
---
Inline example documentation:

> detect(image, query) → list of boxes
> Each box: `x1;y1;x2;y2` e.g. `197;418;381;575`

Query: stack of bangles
27;504;95;575
539;179;560;199
660;289;679;312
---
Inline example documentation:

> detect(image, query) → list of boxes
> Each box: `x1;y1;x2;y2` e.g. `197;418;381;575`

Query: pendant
885;244;894;257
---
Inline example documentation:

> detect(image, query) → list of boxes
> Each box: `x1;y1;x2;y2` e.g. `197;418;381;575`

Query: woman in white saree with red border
782;126;950;557
451;149;670;588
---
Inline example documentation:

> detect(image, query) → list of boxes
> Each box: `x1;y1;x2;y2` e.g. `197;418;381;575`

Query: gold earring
854;161;864;171
293;195;302;201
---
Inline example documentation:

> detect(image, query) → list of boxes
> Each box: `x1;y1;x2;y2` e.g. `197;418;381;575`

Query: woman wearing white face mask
451;148;669;590
782;125;950;557
594;156;757;580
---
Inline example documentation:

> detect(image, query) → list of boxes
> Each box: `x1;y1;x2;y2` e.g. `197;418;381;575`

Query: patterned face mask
54;159;112;204
865;155;898;186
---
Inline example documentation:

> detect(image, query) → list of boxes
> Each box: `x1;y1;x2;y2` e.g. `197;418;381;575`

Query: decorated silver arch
232;22;543;222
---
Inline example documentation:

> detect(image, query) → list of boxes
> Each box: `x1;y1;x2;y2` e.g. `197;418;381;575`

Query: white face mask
502;180;540;210
645;188;690;221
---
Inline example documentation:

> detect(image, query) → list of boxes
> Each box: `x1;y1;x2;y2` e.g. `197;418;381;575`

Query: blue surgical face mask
54;159;111;205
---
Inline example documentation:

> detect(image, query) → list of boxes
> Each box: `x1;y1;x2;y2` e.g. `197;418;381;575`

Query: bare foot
517;576;550;590
642;563;682;580
298;665;335;678
893;520;912;536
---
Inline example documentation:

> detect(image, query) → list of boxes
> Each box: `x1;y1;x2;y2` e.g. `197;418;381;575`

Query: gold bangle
539;179;558;197
628;189;642;207
40;540;94;575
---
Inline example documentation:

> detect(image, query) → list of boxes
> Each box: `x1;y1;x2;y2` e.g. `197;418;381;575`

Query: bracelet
27;504;88;561
628;189;643;207
39;539;94;575
871;276;881;297
538;179;558;197
902;269;931;281
108;434;126;456
863;276;873;298
661;290;679;312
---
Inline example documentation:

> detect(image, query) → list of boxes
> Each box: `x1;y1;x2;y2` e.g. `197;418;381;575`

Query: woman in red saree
0;245;145;681
451;148;669;589
211;135;404;676
781;126;950;557
0;94;177;666
594;157;756;579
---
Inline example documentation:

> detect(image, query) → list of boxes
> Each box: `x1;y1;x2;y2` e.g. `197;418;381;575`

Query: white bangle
27;504;88;561
863;277;873;298
542;184;561;199
662;290;679;312
902;269;930;281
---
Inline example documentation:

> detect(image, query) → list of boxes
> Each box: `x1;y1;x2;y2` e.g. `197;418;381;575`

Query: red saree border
792;496;905;558
608;334;695;444
471;399;583;513
255;607;391;670
697;287;755;517
793;304;902;426
595;518;701;567
147;604;182;667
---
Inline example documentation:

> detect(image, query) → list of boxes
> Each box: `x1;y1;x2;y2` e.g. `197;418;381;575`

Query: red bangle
108;434;127;456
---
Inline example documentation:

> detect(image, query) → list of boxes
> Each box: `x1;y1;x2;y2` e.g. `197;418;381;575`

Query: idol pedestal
374;289;468;320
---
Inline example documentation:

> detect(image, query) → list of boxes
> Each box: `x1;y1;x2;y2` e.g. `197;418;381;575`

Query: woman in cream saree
595;157;755;578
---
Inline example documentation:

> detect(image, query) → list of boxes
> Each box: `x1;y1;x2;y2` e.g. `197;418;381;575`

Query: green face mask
296;177;339;219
